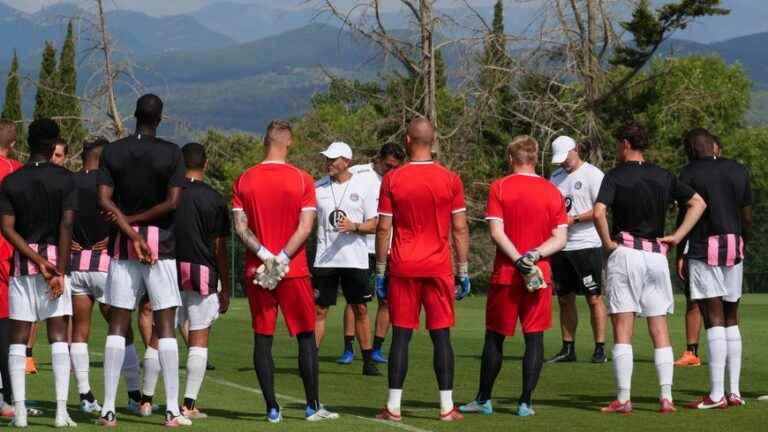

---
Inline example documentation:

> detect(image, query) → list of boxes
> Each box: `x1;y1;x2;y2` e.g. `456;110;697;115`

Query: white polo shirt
350;163;381;254
314;172;378;269
550;162;604;251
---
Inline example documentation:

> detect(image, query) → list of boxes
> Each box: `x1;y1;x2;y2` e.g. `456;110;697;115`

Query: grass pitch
18;294;768;431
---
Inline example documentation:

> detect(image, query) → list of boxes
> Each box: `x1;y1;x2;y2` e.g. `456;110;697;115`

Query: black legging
0;318;10;402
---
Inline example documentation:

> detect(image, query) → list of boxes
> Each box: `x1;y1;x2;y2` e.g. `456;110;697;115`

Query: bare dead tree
94;0;125;137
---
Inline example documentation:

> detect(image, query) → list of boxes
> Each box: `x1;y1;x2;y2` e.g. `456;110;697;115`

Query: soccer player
594;121;706;414
97;94;189;427
69;138;143;414
460;135;567;417
547;136;608;364
313;142;380;376
174;142;231;418
232;120;338;423
0;120;22;417
375;118;471;422
51;139;68;167
676;129;751;409
337;144;405;365
0;119;77;427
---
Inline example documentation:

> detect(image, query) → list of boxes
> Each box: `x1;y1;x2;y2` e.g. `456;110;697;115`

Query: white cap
551;135;576;164
321;141;353;160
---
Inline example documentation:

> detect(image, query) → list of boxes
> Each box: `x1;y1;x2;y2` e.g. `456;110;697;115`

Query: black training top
174;178;230;270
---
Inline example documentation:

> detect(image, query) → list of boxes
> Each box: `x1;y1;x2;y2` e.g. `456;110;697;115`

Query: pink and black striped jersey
70;170;111;272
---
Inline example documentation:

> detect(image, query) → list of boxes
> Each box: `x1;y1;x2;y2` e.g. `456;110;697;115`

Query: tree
2;51;24;145
57;20;87;146
33;41;59;120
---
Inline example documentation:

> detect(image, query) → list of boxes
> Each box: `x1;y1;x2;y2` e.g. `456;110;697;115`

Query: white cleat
80;399;102;414
306;408;340;422
54;414;78;428
11;415;28;428
164;411;192;427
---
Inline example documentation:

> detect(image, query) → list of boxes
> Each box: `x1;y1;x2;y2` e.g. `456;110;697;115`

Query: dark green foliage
33;41;58;121
2;51;24;146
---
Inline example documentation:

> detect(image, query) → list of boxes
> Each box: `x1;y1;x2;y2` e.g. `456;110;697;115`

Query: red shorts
246;277;315;337
486;282;552;336
388;275;455;330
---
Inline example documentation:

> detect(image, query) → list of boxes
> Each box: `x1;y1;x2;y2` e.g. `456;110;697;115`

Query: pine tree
2;51;24;146
479;1;515;148
57;20;86;146
33;41;59;120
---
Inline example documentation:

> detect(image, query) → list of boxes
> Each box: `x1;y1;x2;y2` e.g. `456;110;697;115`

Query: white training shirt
550;162;604;251
314;172;378;269
349;163;381;254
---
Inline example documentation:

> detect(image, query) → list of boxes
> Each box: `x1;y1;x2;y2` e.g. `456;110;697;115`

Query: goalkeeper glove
522;265;547;292
374;261;387;300
455;262;471;301
514;250;542;274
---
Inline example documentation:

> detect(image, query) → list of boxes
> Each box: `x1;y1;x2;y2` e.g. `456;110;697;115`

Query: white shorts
69;271;107;304
105;259;181;311
9;274;72;322
688;260;743;302
176;290;220;331
606;246;674;317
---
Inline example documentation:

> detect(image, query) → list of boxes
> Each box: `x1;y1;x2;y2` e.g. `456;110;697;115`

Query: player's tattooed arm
281;210;315;257
232;209;263;255
213;235;231;313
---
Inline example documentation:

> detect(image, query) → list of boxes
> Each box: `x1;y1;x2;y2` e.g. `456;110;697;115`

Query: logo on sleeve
574;181;583;190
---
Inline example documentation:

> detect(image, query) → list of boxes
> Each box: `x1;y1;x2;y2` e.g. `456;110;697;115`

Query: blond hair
507;135;538;165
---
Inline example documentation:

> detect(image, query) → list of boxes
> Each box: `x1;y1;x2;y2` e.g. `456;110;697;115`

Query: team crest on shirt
350;193;360;202
329;209;348;229
565;195;573;212
574;181;583;190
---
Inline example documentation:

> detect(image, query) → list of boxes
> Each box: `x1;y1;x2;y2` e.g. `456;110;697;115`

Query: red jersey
378;161;466;277
0;156;22;260
485;173;568;285
232;162;316;279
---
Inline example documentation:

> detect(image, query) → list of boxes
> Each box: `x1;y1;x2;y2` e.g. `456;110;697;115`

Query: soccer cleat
305;406;339;422
685;395;727;410
516;403;536;417
266;408;282;424
546;347;576;364
336;350;354;365
601;400;633;414
1;404;15;419
591;346;608;363
206;362;216;371
371;349;388;364
164;411;192;427
757;395;768;401
439;407;464;422
181;406;208;419
363;362;382;376
727;393;746;407
25;357;37;375
81;399;102;414
674;351;701;367
659;398;677;413
375;407;402;422
138;402;154;417
54;413;77;428
97;411;117;427
11;415;28;428
458;400;493;415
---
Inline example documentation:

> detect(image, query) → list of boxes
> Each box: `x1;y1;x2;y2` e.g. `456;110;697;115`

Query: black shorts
313;267;373;307
551;247;603;296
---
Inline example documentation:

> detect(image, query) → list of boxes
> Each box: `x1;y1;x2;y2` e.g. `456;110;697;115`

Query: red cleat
685;395;727;410
659;398;677;413
439;407;464;422
726;393;746;407
601;400;632;414
375;407;402;422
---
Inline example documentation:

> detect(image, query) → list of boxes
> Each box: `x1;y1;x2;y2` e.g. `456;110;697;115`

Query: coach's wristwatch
573;215;581;224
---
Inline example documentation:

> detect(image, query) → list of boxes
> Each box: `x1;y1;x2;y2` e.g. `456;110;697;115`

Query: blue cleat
371;349;388;364
516;403;536;417
267;407;282;423
336;350;354;365
459;400;493;415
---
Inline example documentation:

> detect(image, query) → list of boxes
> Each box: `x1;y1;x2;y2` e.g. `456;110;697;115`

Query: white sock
612;344;633;403
386;389;402;415
158;338;181;416
654;346;674;401
184;347;208;401
706;327;727;401
101;335;126;416
726;325;742;397
142;347;161;397
439;390;453;414
122;344;141;394
70;342;91;395
9;344;26;418
51;342;70;417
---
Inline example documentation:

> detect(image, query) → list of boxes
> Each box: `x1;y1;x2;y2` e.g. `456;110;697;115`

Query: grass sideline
17;294;768;431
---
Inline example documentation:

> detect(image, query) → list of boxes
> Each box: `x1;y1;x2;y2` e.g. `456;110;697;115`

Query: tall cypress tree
479;0;515;148
2;51;24;145
33;41;59;120
57;20;86;145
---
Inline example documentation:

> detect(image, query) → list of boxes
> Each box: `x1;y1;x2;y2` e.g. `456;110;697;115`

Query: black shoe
591;346;608;363
206;362;216;371
362;361;382;376
546;347;576;364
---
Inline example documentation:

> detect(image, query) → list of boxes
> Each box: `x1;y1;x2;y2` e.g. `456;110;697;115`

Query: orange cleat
674;351;701;367
25;357;37;374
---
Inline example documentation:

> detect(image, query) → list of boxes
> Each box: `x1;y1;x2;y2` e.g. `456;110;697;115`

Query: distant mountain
191;1;319;43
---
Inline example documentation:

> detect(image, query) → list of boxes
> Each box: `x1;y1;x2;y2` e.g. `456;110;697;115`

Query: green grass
20;294;768;431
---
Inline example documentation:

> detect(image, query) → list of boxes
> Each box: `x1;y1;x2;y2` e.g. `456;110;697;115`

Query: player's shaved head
134;93;163;127
406;117;436;148
264;119;293;148
182;142;207;170
0;119;16;149
507;135;538;166
684;128;715;160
